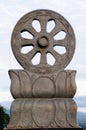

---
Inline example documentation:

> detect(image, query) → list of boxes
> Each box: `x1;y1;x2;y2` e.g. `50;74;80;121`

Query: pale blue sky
0;0;86;102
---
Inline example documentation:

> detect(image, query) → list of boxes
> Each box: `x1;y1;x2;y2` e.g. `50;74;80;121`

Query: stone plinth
6;69;80;129
7;98;78;129
5;9;81;130
9;70;76;98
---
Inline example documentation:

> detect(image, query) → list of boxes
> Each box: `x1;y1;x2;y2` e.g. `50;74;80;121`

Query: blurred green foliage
0;105;10;130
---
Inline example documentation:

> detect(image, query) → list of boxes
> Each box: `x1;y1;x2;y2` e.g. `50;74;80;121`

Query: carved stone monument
6;9;82;129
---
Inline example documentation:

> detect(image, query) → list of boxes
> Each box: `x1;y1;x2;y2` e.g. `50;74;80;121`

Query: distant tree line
0;105;10;130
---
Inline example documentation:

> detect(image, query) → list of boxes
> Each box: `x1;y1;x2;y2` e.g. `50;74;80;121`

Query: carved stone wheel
11;9;75;74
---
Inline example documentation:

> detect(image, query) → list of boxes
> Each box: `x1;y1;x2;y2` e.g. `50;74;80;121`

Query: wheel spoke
54;38;67;47
51;25;62;36
50;49;60;62
20;38;34;46
23;25;37;36
40;53;47;65
51;23;63;36
39;16;48;31
26;49;36;61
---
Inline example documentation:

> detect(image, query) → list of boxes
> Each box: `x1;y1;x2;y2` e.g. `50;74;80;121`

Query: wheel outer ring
11;9;76;74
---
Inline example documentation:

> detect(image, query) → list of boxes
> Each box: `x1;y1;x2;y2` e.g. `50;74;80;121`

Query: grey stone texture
8;98;78;128
11;9;75;74
9;70;76;98
6;9;80;129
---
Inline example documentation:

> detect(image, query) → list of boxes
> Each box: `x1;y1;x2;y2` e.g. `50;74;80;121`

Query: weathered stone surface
32;77;55;98
7;98;79;129
6;9;80;130
9;70;32;98
9;70;76;98
55;70;76;98
11;9;75;74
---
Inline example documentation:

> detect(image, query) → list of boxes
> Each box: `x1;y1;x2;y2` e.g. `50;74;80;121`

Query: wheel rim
11;9;75;74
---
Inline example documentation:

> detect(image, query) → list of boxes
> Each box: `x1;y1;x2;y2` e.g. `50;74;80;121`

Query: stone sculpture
6;9;82;129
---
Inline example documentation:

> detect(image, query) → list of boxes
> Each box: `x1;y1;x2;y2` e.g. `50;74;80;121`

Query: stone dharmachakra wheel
11;9;75;74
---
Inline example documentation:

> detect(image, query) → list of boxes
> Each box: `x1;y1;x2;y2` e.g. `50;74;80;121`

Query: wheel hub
37;36;49;48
